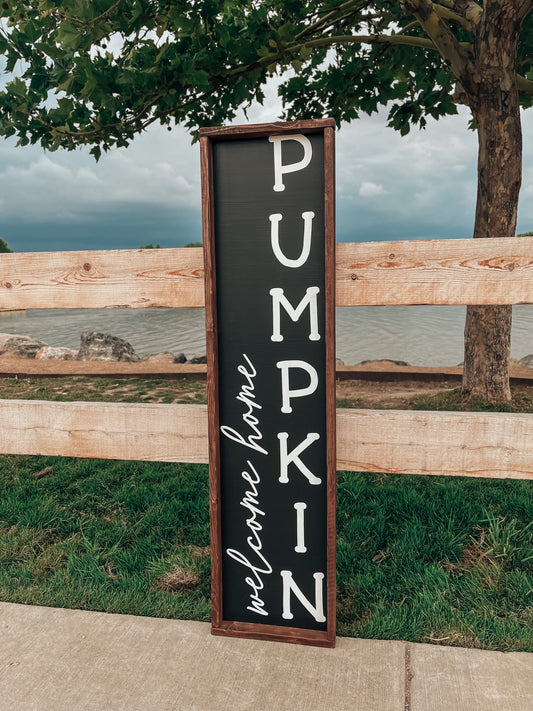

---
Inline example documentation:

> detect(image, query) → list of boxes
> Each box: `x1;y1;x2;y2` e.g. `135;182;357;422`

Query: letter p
276;360;318;413
269;134;312;192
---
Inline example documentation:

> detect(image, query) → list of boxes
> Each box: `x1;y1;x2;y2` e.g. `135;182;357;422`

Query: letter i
294;502;307;553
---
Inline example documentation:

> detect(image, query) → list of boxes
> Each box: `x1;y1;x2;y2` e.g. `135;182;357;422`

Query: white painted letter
278;432;321;485
220;425;268;456
269;212;314;268
269;134;312;192
276;360;318;413
270;286;320;342
294;502;307;553
281;571;326;622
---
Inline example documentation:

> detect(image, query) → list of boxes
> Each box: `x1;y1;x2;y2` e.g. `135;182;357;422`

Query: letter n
280;571;326;623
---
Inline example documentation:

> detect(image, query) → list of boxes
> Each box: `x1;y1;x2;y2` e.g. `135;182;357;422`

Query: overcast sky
2;78;533;253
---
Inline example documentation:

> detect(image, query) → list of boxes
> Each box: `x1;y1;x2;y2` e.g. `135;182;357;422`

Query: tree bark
461;2;523;403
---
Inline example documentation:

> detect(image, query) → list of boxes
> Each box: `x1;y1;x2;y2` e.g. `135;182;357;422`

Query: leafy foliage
1;1;532;156
0;237;12;252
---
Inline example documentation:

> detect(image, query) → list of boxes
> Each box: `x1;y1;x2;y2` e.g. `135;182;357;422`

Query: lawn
0;376;532;651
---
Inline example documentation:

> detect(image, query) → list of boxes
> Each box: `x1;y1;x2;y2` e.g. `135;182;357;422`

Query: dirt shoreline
0;353;206;378
2;355;533;410
2;354;533;382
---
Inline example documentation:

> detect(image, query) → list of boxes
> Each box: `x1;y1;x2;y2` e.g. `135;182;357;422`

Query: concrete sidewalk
1;602;532;711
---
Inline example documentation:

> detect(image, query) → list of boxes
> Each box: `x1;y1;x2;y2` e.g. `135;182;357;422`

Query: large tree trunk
461;4;523;403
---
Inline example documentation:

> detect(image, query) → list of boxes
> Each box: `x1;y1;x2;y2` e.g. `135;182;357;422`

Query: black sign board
201;120;336;647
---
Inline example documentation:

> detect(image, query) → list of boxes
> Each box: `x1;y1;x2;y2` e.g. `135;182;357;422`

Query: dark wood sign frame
200;119;336;648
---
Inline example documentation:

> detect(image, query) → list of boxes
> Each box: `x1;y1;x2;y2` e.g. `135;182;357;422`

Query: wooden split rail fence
2;236;533;480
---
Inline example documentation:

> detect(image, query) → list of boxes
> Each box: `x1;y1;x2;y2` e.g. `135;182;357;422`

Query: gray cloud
1;85;533;252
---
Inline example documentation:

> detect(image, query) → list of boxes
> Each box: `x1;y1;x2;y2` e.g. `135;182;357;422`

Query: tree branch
228;32;473;78
517;73;533;94
517;0;533;21
403;0;475;91
436;0;483;25
432;3;474;30
46;0;123;29
295;0;372;41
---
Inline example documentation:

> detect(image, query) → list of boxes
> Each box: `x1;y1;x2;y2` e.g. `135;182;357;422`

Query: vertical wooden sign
201;119;336;647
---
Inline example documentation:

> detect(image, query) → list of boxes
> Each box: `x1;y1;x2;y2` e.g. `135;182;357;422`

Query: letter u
269;212;314;268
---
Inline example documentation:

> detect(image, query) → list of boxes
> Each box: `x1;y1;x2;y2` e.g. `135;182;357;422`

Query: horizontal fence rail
0;400;208;463
336;237;533;306
0;248;205;310
2;236;533;310
1;400;532;480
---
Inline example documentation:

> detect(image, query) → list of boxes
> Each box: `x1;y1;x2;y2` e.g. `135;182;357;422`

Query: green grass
336;471;533;650
0;376;532;651
0;455;532;651
411;386;533;412
0;376;207;404
0;456;211;621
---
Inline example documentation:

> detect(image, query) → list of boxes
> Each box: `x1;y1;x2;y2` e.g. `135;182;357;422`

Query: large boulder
0;333;48;359
76;331;140;362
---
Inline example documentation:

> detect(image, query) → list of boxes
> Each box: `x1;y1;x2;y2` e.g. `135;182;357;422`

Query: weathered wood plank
0;400;208;463
1;399;533;479
199;118;335;140
0;248;205;310
336;409;533;480
2;236;533;310
336;236;533;306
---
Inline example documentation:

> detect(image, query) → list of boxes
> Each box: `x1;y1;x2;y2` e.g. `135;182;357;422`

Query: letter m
270;286;320;342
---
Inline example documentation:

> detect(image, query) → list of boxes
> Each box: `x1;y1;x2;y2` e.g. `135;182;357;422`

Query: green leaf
89;145;102;162
81;72;98;98
35;43;64;61
291;59;303;73
21;20;41;43
56;23;82;51
299;45;312;62
57;74;74;93
7;78;26;98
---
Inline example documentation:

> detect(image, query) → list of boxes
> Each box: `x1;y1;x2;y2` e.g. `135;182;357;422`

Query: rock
0;333;24;352
0;333;23;350
76;331;140;362
189;354;207;364
36;346;78;361
174;352;187;364
357;358;410;367
140;352;176;364
520;354;533;368
0;334;48;359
